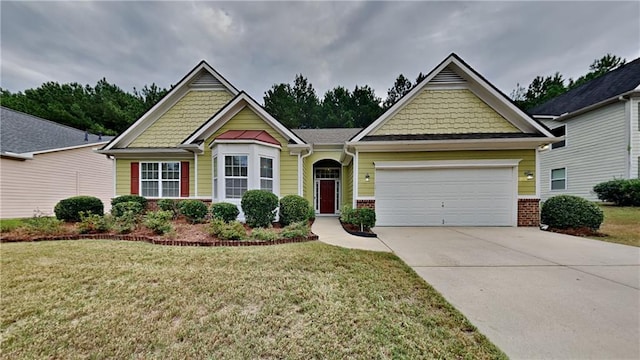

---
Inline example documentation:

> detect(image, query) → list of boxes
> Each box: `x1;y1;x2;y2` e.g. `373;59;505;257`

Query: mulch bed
0;218;318;247
546;227;605;237
340;220;377;237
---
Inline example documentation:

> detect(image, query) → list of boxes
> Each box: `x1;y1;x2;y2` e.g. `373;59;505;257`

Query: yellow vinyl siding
130;90;234;147
373;89;520;136
198;107;299;197
357;150;536;196
343;161;353;208
302;151;342;205
115;158;194;196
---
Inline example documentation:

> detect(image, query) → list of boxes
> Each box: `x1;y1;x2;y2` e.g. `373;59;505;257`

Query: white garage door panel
376;167;515;226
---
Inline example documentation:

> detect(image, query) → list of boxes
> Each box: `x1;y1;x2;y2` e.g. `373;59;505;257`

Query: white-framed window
141;162;180;197
213;156;218;200
551;167;566;190
260;157;273;192
551;125;566;149
225;155;248;199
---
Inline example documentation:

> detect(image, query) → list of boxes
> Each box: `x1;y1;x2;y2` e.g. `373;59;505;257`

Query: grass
0;218;26;233
593;205;640;247
1;241;505;359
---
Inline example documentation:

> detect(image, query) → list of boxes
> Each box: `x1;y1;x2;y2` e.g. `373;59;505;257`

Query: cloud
1;1;638;103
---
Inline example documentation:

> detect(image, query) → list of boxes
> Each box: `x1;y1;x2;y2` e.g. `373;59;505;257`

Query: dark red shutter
180;161;190;197
130;162;139;195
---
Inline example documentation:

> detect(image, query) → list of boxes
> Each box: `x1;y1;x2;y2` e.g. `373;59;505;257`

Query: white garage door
375;167;516;226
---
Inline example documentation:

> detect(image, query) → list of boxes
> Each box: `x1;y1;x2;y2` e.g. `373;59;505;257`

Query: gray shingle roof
529;57;640;116
0;107;112;154
291;128;362;145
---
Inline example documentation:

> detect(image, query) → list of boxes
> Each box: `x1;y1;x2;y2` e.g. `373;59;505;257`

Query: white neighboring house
0;107;114;218
532;58;640;201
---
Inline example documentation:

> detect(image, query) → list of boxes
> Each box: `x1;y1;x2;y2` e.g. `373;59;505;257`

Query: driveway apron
376;227;640;360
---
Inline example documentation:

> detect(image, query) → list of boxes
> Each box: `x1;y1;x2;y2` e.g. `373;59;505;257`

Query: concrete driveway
376;227;640;360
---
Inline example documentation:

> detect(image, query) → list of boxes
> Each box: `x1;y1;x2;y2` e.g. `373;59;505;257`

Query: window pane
225;178;247;199
260;179;273;192
551;179;566;190
225;155;247;177
213;157;217;178
141;163;159;180
162;162;180;180
551;168;565;180
162;181;180;197
261;157;273;178
141;181;158;197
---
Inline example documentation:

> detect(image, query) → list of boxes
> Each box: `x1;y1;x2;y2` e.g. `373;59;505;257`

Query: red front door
319;180;335;214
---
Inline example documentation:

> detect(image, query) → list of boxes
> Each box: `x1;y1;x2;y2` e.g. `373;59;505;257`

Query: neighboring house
0;107;114;218
98;53;557;227
531;58;640;201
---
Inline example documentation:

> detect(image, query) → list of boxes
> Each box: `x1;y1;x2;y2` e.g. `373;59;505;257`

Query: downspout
194;151;198;197
299;146;313;196
343;145;357;208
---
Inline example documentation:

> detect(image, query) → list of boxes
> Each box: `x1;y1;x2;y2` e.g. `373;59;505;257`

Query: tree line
0;53;625;134
1;80;168;135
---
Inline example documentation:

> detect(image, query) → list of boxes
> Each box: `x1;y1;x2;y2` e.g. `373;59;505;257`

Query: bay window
260;157;273;192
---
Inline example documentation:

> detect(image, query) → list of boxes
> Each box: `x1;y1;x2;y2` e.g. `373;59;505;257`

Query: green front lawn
1;241;505;359
594;205;640;247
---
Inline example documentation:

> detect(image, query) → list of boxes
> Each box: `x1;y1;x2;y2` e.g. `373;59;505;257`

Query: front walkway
311;217;391;252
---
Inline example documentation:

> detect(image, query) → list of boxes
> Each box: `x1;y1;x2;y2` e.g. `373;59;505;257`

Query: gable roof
101;60;239;151
529;57;640;116
351;53;554;142
292;128;362;145
0;107;111;156
182;91;306;146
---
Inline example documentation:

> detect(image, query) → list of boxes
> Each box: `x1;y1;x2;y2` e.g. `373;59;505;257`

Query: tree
568;54;626;89
263;74;320;128
383;74;412;110
351;85;383;128
320;86;354;128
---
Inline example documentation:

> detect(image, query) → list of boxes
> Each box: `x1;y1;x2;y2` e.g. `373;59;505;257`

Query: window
260;157;273;192
551;125;566;149
141;162;180;197
551;168;566;190
315;168;340;179
213;156;218;200
225;155;248;198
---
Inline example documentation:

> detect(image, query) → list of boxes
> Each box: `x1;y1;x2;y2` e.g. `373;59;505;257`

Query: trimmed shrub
178;200;208;224
281;222;310;239
541;195;604;230
593;179;640;206
250;227;279;241
279;195;312;226
209;219;246;240
210;202;240;223
143;210;173;235
157;199;179;219
241;190;279;228
54;196;104;222
78;212;111;234
111;201;145;218
340;206;376;231
111;195;147;210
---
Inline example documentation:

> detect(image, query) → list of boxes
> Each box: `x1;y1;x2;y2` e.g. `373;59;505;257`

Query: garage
374;160;519;226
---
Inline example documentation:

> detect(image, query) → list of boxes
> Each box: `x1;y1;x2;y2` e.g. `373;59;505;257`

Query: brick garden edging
0;233;319;247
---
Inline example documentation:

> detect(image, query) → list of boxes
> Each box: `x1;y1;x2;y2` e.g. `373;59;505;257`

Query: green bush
111;201;145;218
210;202;240;223
78;212;111;234
111;195;147;211
593;179;640;206
143;210;173;235
209;219;246;240
113;211;137;234
279;195;312;226
54;196;104;222
157;199;179;219
250;227;279;241
241;190;279;228
340;206;376;231
22;212;64;235
541;195;604;230
280;222;310;239
178;200;208;224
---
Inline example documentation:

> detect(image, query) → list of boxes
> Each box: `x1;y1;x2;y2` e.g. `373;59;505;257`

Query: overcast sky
1;1;639;102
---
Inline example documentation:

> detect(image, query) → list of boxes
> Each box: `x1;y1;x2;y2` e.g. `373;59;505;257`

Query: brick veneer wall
517;198;540;227
358;198;540;227
356;199;376;209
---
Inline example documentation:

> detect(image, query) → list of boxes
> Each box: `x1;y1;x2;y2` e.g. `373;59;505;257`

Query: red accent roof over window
215;130;280;146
